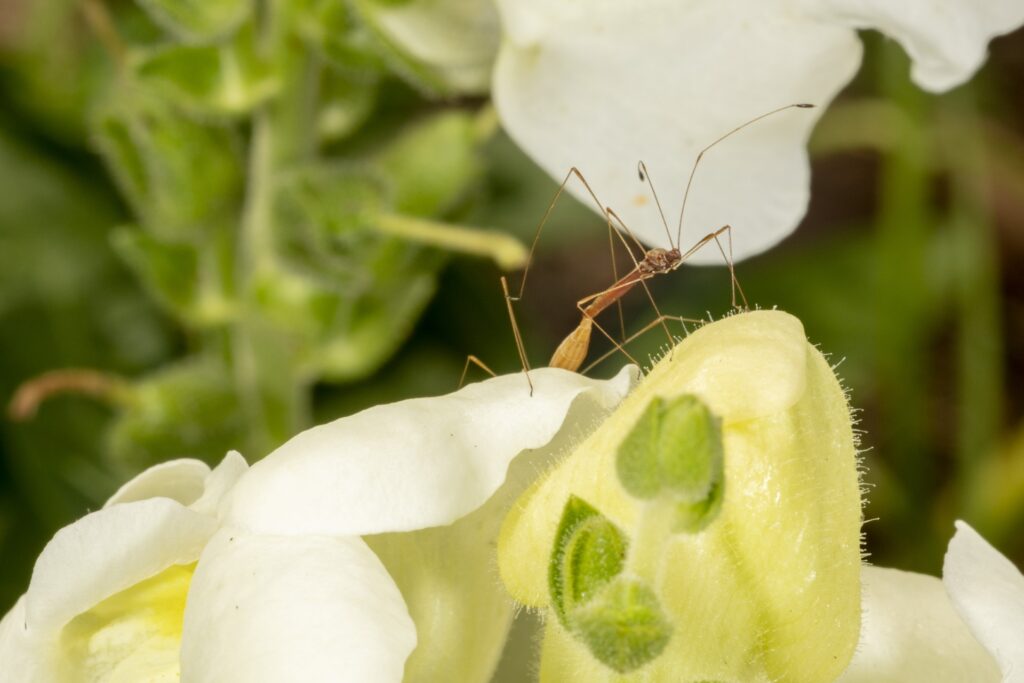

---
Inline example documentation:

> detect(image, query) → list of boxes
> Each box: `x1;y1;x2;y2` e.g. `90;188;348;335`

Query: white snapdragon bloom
493;0;1024;261
838;521;1024;682
0;453;414;683
0;367;635;682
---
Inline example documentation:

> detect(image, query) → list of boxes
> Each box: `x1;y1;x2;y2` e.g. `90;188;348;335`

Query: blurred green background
0;0;1021;653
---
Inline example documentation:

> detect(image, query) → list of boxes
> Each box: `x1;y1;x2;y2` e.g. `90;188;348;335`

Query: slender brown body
549;247;682;370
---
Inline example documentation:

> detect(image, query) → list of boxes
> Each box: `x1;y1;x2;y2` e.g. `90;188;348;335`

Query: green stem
373;212;527;270
231;0;313;456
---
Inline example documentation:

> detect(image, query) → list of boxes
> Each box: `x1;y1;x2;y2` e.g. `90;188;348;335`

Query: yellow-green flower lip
499;309;863;682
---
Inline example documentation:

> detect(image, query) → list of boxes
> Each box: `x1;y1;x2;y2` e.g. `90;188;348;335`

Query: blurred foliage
0;0;509;611
0;4;1022;679
0;123;173;601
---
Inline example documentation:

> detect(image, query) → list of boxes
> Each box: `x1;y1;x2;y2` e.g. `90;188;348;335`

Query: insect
462;103;815;392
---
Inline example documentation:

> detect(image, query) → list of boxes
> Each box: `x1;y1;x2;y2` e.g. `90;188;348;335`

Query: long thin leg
518;168;642;299
639;278;677;349
458;355;497;389
606;208;649;267
501;276;534;395
719;226;749;309
680;225;748;310
581;314;705;374
517;167;648;359
575;300;644;370
607;217;627;342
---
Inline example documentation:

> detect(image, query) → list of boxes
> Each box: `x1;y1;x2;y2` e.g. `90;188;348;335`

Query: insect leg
501;276;534;395
458;355;498;389
680;225;748;310
581;314;704;374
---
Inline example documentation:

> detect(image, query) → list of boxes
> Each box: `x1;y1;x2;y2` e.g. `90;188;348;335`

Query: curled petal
224;367;637;536
180;529;415;683
804;0;1024;92
943;521;1024;679
25;499;215;633
191;450;248;517
104;451;248;514
105;459;211;507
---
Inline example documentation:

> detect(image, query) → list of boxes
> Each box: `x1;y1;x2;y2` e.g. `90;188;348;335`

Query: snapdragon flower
0;369;636;682
493;0;1024;261
498;309;865;681
4;310;1017;682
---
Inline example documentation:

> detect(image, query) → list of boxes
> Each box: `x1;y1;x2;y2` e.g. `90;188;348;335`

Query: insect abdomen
549;317;594;372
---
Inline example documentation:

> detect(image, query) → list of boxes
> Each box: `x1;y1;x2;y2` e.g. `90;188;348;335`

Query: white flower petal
105;459;211;508
180;528;415;683
944;520;1024;679
224;366;636;536
804;0;1024;92
366;409;572;683
494;0;861;262
25;499;216;633
836;566;1000;682
191;450;248;517
0;598;50;683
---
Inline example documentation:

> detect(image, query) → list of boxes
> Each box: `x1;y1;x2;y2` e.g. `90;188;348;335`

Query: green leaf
136;0;250;43
569;577;673;674
317;73;379;143
92;98;242;238
265;163;443;381
293;0;388;76
549;495;628;626
133;26;279;117
258;112;487;381
111;228;198;320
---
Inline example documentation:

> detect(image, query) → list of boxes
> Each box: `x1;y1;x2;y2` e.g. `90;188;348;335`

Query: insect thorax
641;248;682;274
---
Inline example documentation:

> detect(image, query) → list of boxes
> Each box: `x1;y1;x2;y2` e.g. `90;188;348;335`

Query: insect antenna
676;103;815;247
637;161;675;249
